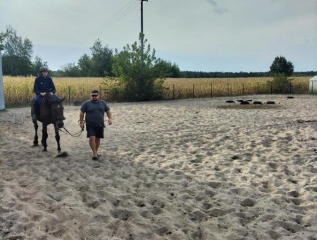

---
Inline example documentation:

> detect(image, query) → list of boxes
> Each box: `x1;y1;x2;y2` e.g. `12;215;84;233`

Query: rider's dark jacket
33;75;56;95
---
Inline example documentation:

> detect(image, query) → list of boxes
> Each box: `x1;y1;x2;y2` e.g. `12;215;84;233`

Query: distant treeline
181;71;317;78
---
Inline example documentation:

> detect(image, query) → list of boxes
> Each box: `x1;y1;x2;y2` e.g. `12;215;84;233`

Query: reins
58;120;85;137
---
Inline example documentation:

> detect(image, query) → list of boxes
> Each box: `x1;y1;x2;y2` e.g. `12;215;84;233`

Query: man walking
79;90;112;160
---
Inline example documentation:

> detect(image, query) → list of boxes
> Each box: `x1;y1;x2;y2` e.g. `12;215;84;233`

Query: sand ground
1;94;317;240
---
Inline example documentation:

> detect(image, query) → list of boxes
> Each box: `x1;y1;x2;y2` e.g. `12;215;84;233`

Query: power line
74;1;139;47
45;1;139;61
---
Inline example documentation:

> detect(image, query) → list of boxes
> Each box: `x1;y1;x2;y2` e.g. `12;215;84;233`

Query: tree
270;56;294;76
32;56;48;76
90;39;113;77
57;40;112;77
77;54;92;77
0;33;5;45
60;63;80;77
154;59;182;78
2;25;33;76
110;34;166;101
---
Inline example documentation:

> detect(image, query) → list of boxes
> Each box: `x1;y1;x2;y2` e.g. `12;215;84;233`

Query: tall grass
3;76;311;105
163;77;310;99
3;76;103;105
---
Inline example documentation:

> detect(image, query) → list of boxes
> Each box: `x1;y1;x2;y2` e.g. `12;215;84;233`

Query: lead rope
58;120;85;137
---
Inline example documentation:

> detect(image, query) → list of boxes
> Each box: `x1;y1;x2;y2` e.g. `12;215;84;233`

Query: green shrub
267;73;293;93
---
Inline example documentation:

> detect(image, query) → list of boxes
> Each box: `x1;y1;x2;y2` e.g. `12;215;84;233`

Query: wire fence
3;79;313;106
100;81;311;103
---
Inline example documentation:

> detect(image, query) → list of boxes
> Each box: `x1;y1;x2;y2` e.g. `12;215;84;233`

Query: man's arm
79;111;85;129
106;110;112;125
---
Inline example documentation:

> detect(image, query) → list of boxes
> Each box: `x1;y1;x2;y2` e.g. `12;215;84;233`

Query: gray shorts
86;125;104;138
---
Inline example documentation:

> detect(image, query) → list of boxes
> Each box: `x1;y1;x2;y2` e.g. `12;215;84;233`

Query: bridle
55;117;65;121
49;100;84;137
51;100;64;122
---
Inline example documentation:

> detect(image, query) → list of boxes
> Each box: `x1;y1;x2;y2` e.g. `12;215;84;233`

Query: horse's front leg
54;123;61;153
33;120;39;146
41;124;48;152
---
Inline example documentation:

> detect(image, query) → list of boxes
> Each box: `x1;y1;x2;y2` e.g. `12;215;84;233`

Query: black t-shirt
80;100;110;127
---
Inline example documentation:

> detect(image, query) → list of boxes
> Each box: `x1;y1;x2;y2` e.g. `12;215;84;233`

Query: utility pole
140;0;148;55
140;0;148;77
0;40;5;110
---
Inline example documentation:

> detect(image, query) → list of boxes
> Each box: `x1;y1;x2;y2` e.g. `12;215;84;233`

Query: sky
1;0;317;72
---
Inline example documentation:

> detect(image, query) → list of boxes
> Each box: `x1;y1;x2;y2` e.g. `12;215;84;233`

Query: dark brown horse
31;94;66;153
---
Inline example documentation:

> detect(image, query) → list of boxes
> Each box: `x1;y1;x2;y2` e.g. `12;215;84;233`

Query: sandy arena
1;94;317;240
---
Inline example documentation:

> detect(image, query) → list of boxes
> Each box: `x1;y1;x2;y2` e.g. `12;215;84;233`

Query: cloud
1;0;316;71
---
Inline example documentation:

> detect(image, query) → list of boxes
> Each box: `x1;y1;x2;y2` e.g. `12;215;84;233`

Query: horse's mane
37;95;64;123
42;94;57;108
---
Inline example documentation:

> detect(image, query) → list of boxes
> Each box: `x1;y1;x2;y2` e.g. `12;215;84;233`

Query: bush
267;73;293;93
110;34;166;102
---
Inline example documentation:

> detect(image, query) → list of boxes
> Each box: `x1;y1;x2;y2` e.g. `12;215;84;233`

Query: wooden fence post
193;84;195;99
289;81;292;94
68;86;71;104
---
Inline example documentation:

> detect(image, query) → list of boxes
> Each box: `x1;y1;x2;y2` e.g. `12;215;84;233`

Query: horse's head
50;97;66;128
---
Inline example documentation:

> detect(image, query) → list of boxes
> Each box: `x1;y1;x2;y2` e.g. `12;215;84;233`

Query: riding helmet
40;66;48;72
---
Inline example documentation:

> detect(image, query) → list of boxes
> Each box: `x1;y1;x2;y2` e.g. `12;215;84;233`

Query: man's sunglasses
91;95;98;97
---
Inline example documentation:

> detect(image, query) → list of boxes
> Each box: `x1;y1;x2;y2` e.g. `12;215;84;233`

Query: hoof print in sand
241;198;255;207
